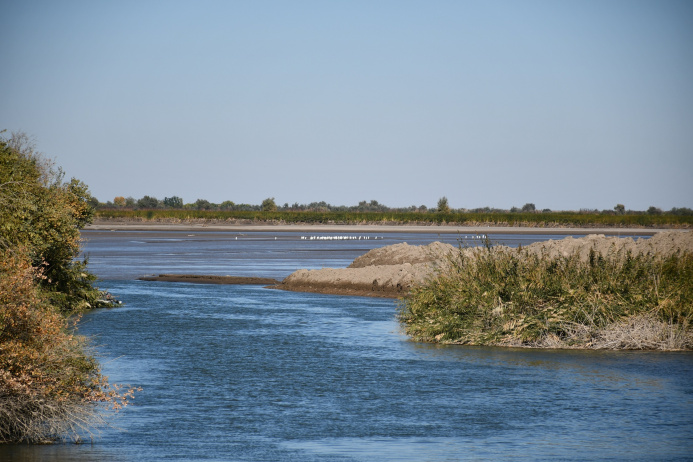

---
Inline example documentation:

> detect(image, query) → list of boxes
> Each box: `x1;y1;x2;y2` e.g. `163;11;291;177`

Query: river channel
2;230;692;461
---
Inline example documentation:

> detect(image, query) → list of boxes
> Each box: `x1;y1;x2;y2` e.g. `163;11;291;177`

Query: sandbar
138;274;280;285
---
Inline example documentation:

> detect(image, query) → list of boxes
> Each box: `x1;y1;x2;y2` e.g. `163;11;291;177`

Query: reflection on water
2;231;689;461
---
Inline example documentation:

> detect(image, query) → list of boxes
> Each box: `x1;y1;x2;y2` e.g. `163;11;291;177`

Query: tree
670;207;693;216
437;196;450;213
195;199;215;210
262;197;277;212
647;206;662;215
163;196;183;208
522;203;536;212
614;204;626;215
136;195;160;209
219;200;235;210
113;196;126;207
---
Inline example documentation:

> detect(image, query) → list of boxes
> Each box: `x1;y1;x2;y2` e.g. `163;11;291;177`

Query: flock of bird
300;235;382;240
226;234;488;241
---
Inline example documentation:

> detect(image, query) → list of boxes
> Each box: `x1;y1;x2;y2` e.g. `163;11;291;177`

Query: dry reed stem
533;314;692;350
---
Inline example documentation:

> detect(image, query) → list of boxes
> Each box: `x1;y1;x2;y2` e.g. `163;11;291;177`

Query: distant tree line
95;196;431;213
93;195;693;216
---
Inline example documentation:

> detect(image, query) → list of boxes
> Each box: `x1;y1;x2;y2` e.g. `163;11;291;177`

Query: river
2;230;692;461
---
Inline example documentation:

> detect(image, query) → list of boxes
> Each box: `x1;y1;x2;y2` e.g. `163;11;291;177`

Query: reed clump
399;242;693;350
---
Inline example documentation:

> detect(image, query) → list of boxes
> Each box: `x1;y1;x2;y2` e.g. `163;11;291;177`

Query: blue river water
2;230;692;461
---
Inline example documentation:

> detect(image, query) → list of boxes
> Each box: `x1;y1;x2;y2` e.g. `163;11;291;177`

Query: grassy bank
398;243;693;350
95;209;693;228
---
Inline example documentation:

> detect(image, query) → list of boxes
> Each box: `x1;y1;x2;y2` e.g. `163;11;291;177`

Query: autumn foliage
1;132;137;443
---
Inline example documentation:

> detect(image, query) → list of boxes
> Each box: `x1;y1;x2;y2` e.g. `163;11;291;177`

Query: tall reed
398;243;693;349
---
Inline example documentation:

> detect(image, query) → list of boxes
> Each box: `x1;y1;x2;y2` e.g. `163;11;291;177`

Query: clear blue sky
2;0;692;211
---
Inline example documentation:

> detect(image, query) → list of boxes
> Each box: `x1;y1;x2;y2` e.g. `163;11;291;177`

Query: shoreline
85;219;671;236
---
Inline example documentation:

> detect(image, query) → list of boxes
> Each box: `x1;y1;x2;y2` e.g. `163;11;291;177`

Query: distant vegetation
92;195;693;228
1;132;136;443
399;242;693;349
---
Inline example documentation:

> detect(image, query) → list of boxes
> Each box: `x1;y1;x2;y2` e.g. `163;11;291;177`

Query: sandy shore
85;219;668;236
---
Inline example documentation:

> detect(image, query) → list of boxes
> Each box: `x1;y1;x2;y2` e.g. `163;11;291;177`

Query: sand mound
277;231;692;298
348;241;456;268
279;242;456;298
521;230;693;260
278;263;432;298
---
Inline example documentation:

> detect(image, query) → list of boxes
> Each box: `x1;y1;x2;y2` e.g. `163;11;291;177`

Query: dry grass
0;396;109;444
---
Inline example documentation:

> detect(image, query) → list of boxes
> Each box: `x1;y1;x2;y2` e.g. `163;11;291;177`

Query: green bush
0;133;107;312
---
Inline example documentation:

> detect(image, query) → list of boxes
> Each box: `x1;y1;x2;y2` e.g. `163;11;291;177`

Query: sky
2;0;692;211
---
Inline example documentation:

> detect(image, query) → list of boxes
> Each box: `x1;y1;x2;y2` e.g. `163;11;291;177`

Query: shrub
0;132;137;443
0;249;137;443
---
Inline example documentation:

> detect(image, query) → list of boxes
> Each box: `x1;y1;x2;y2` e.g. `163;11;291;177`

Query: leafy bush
0;133;107;311
1;132;137;443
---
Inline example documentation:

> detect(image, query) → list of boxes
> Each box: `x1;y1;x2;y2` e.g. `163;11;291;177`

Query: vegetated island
145;229;692;350
276;230;693;350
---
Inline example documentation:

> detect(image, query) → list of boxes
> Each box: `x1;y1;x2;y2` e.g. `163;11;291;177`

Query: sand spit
276;231;693;298
139;274;280;285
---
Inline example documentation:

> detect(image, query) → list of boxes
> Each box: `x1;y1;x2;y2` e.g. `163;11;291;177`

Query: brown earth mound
276;231;693;298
